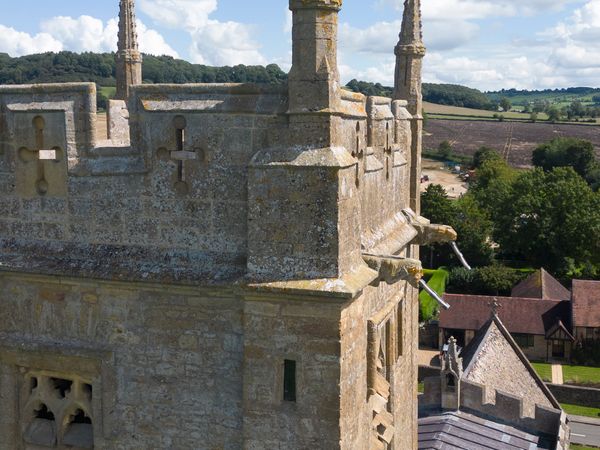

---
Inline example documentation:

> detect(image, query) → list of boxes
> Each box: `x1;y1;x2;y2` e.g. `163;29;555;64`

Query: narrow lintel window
283;360;297;402
397;305;404;359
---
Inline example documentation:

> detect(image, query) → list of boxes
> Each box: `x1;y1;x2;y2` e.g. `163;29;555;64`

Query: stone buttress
0;1;454;449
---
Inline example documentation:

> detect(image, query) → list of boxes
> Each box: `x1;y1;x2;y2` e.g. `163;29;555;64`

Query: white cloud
380;0;578;18
0;25;62;56
340;0;600;91
139;0;266;65
0;15;177;57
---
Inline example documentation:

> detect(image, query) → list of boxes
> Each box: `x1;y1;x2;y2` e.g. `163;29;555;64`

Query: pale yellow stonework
0;1;440;449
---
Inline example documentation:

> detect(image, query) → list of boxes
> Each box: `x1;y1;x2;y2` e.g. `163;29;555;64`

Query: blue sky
1;0;599;91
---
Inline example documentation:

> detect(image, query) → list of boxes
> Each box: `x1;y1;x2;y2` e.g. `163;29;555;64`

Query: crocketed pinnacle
398;0;425;53
118;0;139;53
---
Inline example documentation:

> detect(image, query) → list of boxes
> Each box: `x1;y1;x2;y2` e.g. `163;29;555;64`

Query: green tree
452;195;495;267
421;185;494;268
472;146;502;169
494;167;600;274
499;97;512;112
547;107;561;122
437;140;453;160
421;184;454;224
530;111;538;123
532;137;596;179
447;266;525;296
470;157;517;221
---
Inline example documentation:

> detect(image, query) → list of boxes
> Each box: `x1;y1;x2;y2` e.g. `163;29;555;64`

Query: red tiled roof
572;280;600;328
511;268;571;301
440;294;571;335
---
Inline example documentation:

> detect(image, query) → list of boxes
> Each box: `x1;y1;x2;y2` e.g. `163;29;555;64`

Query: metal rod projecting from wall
450;241;472;271
419;279;451;310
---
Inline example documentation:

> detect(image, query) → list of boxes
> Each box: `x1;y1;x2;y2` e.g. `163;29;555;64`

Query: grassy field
531;362;553;382
424;100;600;125
424;101;546;120
571;444;600;450
561;403;600;419
563;365;600;386
531;362;600;385
99;86;116;98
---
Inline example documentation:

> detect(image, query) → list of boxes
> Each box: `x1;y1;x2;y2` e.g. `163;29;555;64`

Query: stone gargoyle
363;254;423;287
402;208;457;246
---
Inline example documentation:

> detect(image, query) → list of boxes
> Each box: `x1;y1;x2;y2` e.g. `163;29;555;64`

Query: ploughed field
424;119;600;168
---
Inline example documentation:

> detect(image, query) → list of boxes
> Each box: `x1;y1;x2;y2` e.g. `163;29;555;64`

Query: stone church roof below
418;410;554;450
511;268;571;301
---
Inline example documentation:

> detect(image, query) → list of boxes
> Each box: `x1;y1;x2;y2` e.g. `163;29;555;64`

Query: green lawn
99;86;116;98
571;444;600;450
561;403;600;419
563;365;600;386
419;268;450;321
531;362;552;382
531;362;600;386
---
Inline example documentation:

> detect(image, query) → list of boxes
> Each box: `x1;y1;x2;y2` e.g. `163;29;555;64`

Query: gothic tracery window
21;372;94;449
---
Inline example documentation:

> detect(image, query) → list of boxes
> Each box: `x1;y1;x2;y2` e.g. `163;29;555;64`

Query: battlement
0;80;418;287
0;0;429;294
421;377;567;439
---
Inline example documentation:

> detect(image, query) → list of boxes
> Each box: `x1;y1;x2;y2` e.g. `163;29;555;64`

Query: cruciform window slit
157;115;197;195
18;116;62;195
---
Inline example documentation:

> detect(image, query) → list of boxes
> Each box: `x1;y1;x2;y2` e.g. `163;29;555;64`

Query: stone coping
0;82;95;94
132;82;288;96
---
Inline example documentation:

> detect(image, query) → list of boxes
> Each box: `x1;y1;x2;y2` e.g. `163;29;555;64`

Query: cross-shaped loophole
18;116;62;195
156;115;197;195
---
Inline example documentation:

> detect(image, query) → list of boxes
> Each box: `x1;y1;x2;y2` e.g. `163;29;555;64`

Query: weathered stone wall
547;383;600;408
339;280;419;450
0;272;244;449
243;295;344;449
0;80;420;449
464;322;554;417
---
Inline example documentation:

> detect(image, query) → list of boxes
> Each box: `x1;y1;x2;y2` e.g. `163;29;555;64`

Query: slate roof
440;294;571;336
418;411;553;450
511;268;571;301
572;280;600;328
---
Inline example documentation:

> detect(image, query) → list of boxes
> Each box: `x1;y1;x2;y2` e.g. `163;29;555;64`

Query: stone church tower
394;0;426;212
0;0;457;449
115;0;142;100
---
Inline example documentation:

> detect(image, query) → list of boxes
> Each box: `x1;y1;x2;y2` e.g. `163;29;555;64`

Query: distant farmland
424;119;600;167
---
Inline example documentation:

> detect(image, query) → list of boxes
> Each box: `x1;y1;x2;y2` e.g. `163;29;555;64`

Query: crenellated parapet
422;377;568;442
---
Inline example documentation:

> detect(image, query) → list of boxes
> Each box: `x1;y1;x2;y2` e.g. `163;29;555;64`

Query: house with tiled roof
419;311;570;449
572;280;600;342
438;269;583;362
511;268;571;301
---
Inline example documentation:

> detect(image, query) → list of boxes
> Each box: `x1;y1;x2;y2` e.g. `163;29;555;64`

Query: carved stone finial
393;0;425;115
115;0;143;100
441;336;463;410
489;298;501;317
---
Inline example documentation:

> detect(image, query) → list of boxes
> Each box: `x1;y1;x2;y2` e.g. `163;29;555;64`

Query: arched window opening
63;408;94;449
23;404;57;447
